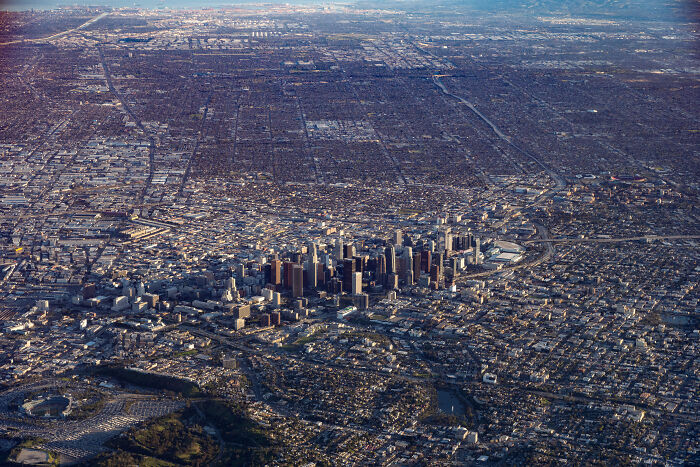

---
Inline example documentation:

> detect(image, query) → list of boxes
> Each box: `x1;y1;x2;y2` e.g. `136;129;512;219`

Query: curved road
0;12;109;46
432;75;567;195
526;234;700;245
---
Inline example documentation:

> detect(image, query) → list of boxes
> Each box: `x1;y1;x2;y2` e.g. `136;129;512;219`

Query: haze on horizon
0;0;695;23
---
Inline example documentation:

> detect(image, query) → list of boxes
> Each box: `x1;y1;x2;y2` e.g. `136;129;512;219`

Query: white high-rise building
351;271;362;295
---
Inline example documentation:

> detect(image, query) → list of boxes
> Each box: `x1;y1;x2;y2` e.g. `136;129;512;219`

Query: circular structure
21;394;72;418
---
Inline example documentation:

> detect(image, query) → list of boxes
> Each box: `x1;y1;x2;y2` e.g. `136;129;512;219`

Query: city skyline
0;1;697;465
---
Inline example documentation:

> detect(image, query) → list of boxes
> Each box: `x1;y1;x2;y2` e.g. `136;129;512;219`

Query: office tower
397;256;406;281
413;252;421;282
352;271;362;295
260;313;271;327
272;291;282;307
271;311;281;326
317;262;326;285
435;252;444;271
234;305;251;319
342;258;356;294
308;242;318;261
307;260;318;289
270;259;281;285
262;264;271;285
353;293;369;310
292;264;304;297
344;243;355;259
394;229;403;246
385;245;396;275
428;239;436;252
262;288;273;300
283;261;293;288
236;263;246;278
459;235;467;250
122;281;134;298
475;238;481;264
420;250;431;273
143;293;159;308
403;246;414;284
445;232;453;254
387;273;398;290
354;256;366;278
328;277;342;294
335;238;344;260
430;264;441;285
376;253;386;285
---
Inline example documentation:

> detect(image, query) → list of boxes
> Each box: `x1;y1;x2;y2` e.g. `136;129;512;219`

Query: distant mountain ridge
354;0;693;22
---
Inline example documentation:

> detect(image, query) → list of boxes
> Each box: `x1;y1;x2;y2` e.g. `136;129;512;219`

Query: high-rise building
397;256;406;281
342;258;356;294
435;252;444;270
413;252;421;282
143;293;159;308
352;271;363;295
385;245;396;275
403;247;413;284
316;262;326;285
328;277;342;294
307;260;318;289
272;291;282;307
344;243;355;259
430;264;442;285
270;259;282;285
283;261;293;288
451;257;460;274
420;250;431;273
475;238;481;264
271;311;281;326
292;264;304;297
351;255;360;275
335;239;344;260
352;292;369;310
234;305;250;319
375;253;386;285
260;313;271;327
394;229;403;246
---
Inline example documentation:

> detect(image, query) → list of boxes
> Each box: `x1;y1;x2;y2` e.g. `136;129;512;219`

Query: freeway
0;12;109;46
432;74;567;195
97;44;156;204
457;221;554;281
525;234;700;245
182;325;430;384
